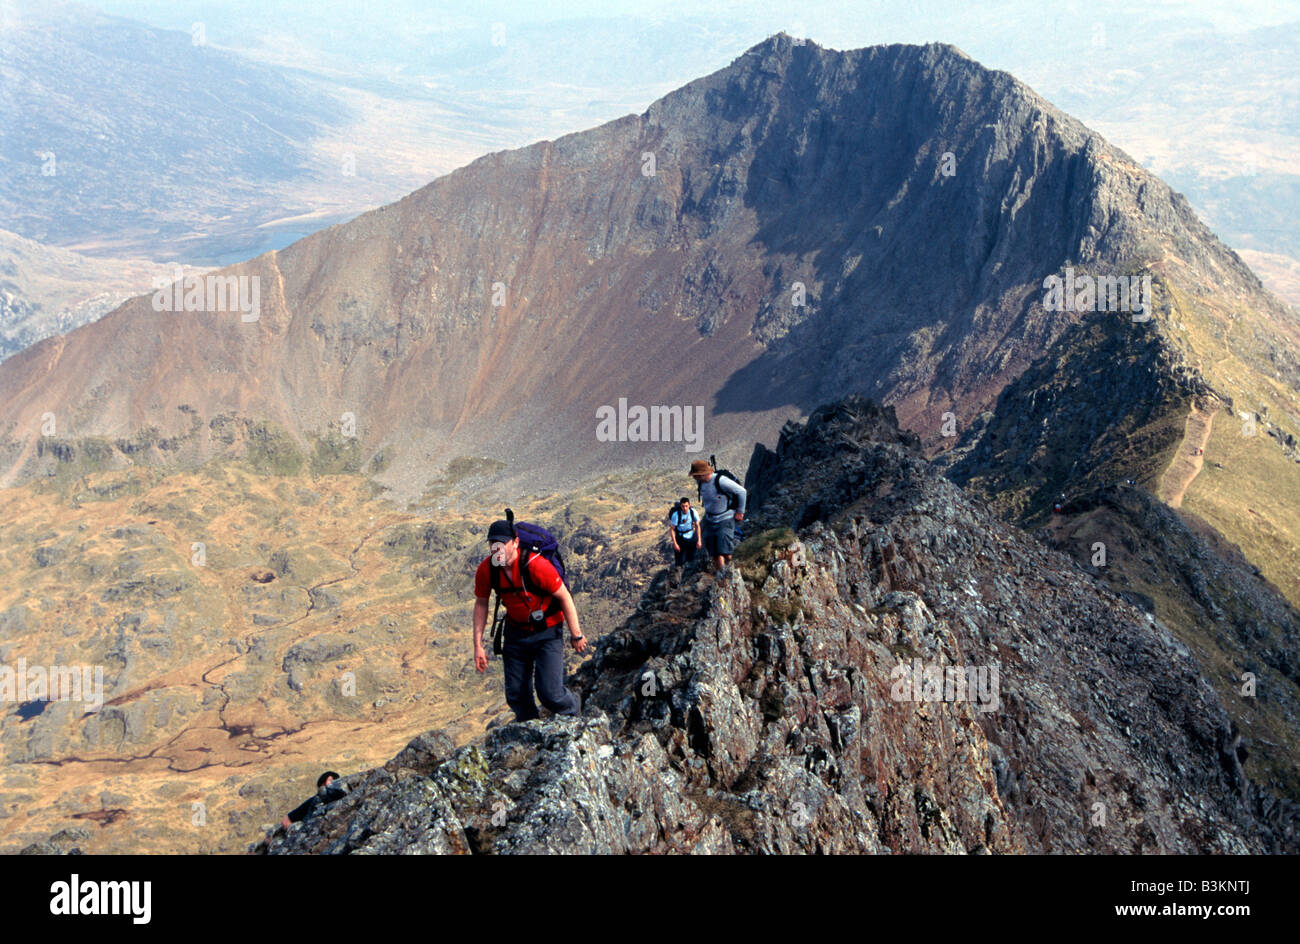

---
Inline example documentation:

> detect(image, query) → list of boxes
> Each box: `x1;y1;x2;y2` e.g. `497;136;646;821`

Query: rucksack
670;502;696;533
488;508;568;652
698;454;741;511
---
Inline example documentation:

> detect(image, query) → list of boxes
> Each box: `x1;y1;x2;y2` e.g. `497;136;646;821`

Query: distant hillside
0;1;350;259
0;228;176;361
0;0;627;265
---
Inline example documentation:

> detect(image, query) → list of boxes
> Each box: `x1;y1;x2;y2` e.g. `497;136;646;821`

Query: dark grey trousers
501;622;580;721
673;532;699;566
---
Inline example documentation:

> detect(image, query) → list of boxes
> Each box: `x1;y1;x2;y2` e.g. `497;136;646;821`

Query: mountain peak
0;30;1291;508
737;32;973;62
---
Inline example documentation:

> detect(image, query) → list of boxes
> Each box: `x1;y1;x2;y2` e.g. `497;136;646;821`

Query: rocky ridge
259;397;1290;854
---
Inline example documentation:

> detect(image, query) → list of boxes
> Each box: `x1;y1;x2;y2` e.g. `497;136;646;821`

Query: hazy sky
82;0;1300;86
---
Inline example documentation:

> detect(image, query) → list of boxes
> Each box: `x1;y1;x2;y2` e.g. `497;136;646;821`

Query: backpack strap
701;458;717;503
516;547;537;596
492;549;561;618
523;549;564;616
715;473;740;510
490;591;504;655
698;472;737;506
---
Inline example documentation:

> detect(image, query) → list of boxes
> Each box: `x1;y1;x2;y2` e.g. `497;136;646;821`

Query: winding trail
1160;404;1215;509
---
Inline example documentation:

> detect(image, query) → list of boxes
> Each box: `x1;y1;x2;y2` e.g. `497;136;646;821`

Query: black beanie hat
487;520;515;543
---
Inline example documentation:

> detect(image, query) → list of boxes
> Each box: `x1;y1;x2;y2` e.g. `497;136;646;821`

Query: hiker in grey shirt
689;459;746;572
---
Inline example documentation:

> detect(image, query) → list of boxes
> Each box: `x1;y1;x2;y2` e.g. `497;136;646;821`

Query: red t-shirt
474;552;566;627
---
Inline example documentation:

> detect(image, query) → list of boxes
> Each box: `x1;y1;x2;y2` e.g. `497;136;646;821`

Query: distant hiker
668;496;700;569
690;458;746;572
281;771;347;827
473;513;586;723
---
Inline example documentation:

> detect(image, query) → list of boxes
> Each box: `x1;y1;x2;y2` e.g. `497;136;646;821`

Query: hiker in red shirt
473;518;586;722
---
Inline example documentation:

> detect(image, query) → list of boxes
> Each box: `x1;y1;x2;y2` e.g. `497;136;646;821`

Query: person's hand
672;541;680;552
474;643;488;672
734;512;744;523
570;633;587;654
281;816;291;828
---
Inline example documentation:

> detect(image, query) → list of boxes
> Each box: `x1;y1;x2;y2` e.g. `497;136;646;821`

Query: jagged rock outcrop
19;827;90;856
940;310;1221;521
743;398;922;522
259;397;1290;854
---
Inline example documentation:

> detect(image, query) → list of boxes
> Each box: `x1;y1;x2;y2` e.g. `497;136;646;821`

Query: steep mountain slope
259;398;1293;854
940;297;1300;597
938;306;1300;798
4;34;1294;504
1040;482;1300;801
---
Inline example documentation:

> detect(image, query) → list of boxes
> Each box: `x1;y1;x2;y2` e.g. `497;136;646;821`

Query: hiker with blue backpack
690;457;746;572
473;510;586;722
668;496;700;568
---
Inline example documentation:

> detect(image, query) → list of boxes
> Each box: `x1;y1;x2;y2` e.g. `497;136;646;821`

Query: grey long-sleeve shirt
699;473;746;522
